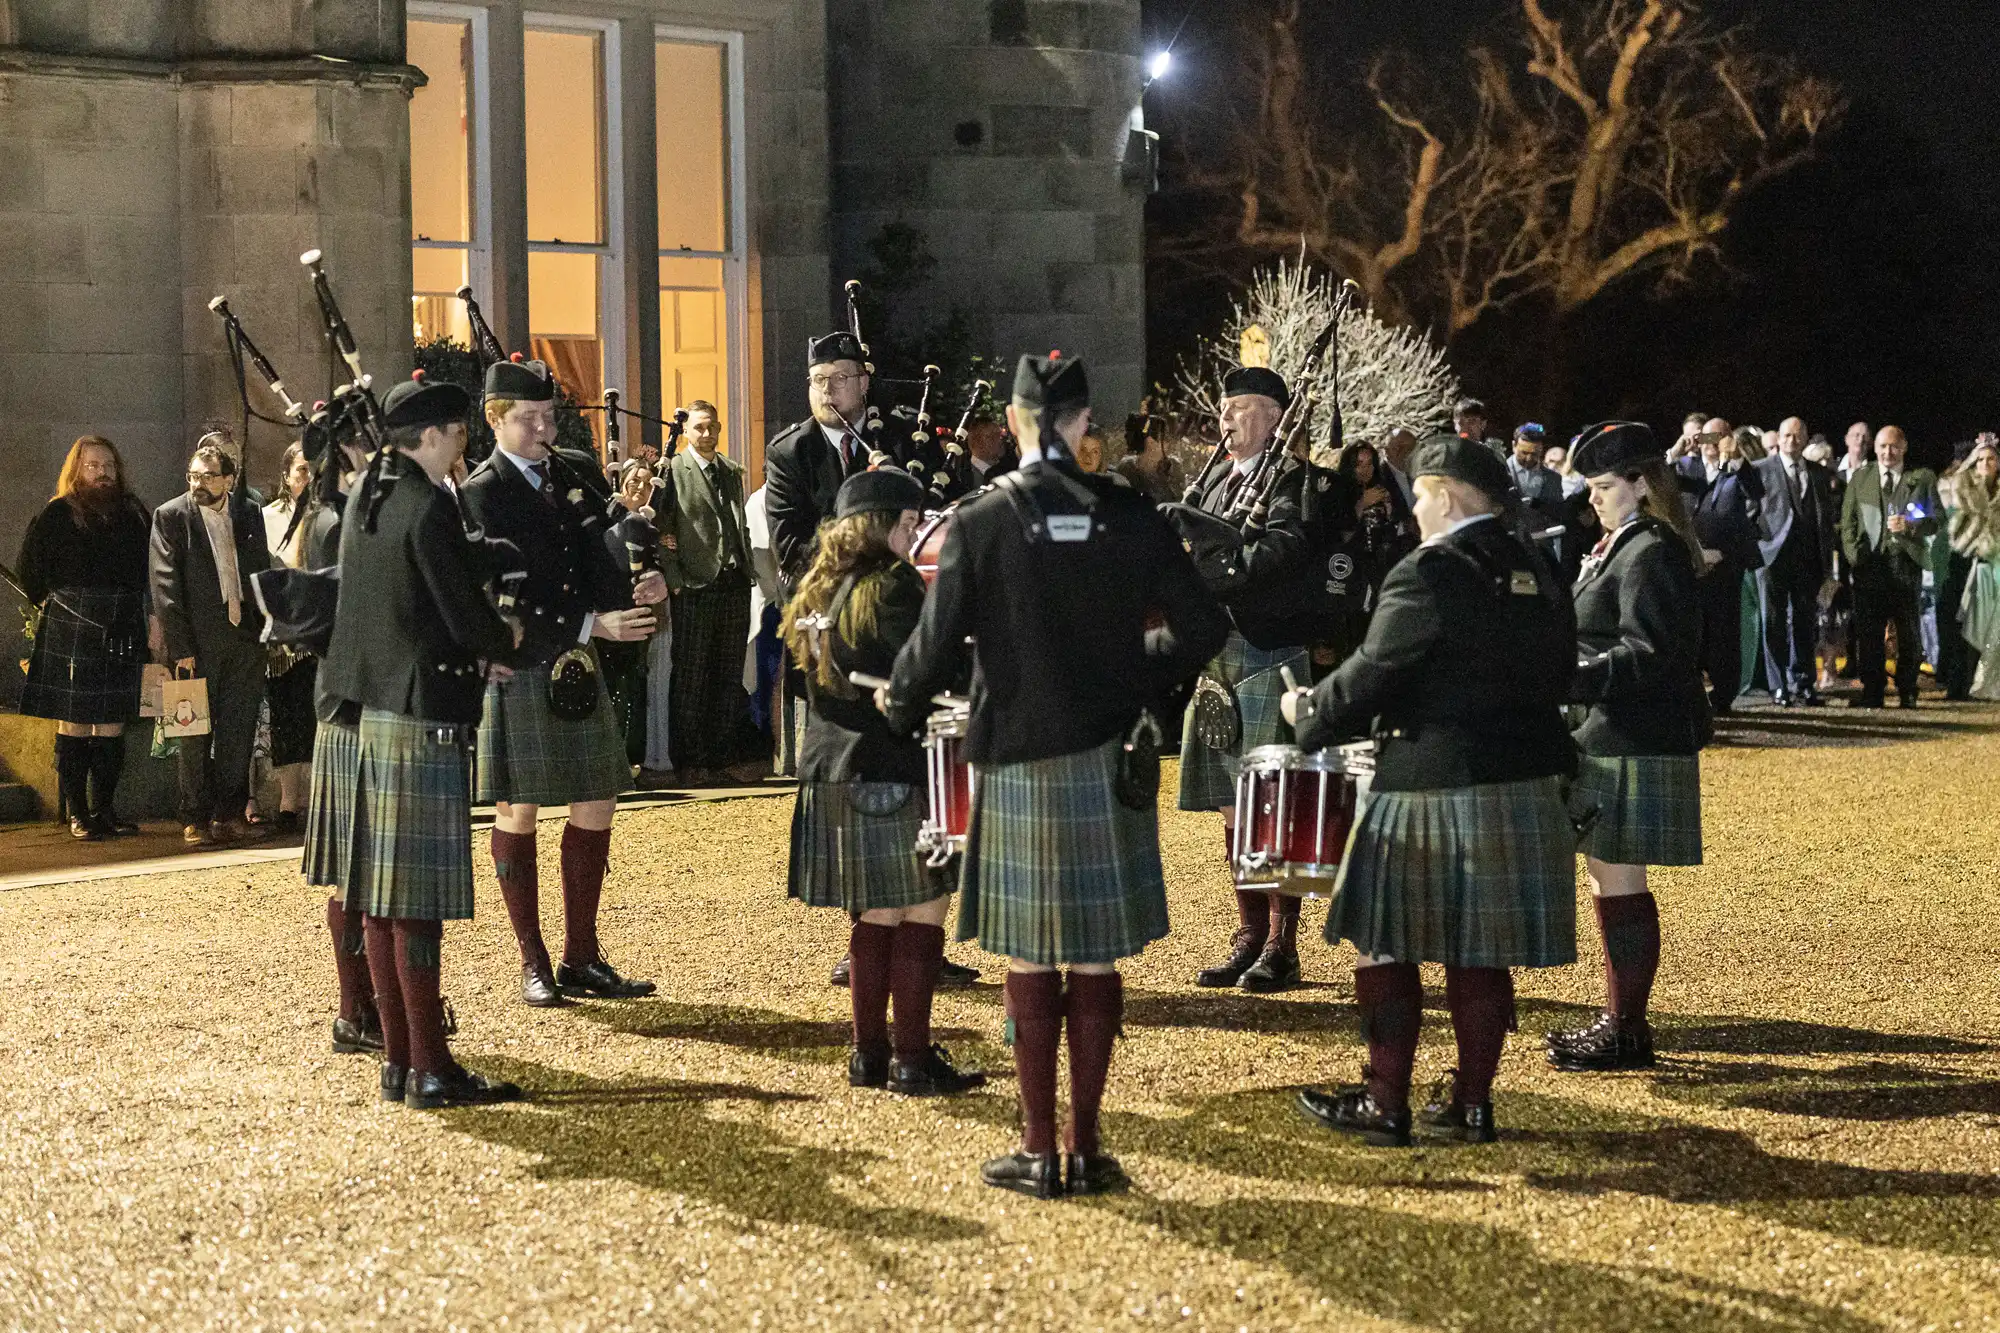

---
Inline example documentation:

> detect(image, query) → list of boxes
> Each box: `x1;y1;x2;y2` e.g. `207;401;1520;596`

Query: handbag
160;669;212;738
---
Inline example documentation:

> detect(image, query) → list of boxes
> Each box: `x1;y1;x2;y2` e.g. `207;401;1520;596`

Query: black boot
1239;896;1301;994
848;1042;890;1089
887;1043;986;1097
1064;1152;1129;1196
1296;1084;1412;1147
1546;1011;1655;1071
379;1062;408;1103
331;1002;385;1054
829;950;853;988
1196;925;1267;988
1418;1074;1498;1144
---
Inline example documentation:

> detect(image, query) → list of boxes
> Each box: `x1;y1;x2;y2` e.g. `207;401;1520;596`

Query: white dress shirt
197;501;242;626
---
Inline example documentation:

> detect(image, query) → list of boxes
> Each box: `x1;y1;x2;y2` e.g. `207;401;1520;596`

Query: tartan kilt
1177;633;1309;811
1327;775;1578;969
19;586;146;724
1573;753;1704;867
958;735;1169;966
475;658;630;806
347;709;475;921
787;780;942;912
300;717;358;889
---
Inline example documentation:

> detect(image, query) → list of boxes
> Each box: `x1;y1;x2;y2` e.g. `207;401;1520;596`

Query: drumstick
1280;665;1301;694
848;672;892;692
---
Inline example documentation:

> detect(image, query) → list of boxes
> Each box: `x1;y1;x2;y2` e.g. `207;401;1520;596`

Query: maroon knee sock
361;916;409;1068
327;895;371;1023
491;827;549;974
1353;961;1423;1113
1063;971;1123;1156
848;920;897;1052
393;919;450;1077
1233;892;1269;939
1268;893;1300;950
1596;893;1661;1024
559;823;613;967
888;921;945;1061
1005;970;1065;1155
1443;966;1514;1104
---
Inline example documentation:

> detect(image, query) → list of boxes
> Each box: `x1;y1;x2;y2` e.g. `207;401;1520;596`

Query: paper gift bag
160;673;212;738
139;663;170;718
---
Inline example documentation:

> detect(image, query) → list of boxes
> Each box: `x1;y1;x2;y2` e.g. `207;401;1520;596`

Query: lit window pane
656;41;728;253
408;19;472;245
531;250;604;450
413;248;471;347
526;29;604;245
661;256;727;448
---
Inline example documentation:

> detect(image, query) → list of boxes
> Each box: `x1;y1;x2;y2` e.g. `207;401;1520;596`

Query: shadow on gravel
1123;988;1359;1037
1711;705;1991;750
1513;1001;1991;1059
1649;1057;2000;1121
440;1057;988;1244
572;998;984;1066
1095;1192;1880;1333
1096;1087;2000;1258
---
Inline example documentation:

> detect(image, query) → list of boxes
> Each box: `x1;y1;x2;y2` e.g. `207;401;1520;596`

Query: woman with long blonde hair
16;436;152;839
781;468;983;1098
1551;422;1709;1074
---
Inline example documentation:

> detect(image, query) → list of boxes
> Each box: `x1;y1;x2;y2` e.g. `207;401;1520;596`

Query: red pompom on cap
410;368;426;382
509;351;525;363
1048;349;1062;360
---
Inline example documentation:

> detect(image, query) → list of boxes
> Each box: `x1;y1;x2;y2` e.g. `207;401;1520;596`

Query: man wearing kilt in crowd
1171;367;1318;995
1283;436;1579;1146
318;374;523;1109
460;356;667;1008
781;467;985;1096
15;436;151;841
1548;422;1709;1073
887;353;1228;1198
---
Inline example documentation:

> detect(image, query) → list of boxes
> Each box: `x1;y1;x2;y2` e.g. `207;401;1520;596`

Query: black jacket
148;490;272;663
459;448;631;668
1177;451;1319;650
1570;516;1710;756
320;465;513;725
1296;517;1576;791
800;559;928;785
889;461;1230;765
1675;457;1766;571
1753;454;1837;582
764;418;868;597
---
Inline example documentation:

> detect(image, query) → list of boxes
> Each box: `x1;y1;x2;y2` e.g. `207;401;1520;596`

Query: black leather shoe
1418;1078;1497;1143
520;966;567;1008
69;816;104;842
938;958;980;988
1896;693;1918;710
1238;944;1301;994
380;1062;407;1103
555;958;657;998
331;1009;385;1054
1064;1152;1129;1196
982;1150;1063;1199
829;951;852;988
1546;1011;1655;1071
849;1043;890;1089
1771;690;1794;708
405;1064;523;1110
1798;688;1825;707
1195;926;1268;988
1848;695;1884;709
1296;1086;1412;1147
95;814;141;837
888;1043;987;1096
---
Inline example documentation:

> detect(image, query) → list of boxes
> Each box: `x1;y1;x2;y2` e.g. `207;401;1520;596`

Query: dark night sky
1140;0;2000;463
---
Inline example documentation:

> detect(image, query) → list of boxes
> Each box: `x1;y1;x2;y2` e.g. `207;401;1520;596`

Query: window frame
407;1;492;305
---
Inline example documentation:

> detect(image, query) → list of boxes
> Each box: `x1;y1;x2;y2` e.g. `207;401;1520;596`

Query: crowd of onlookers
16;396;2000;842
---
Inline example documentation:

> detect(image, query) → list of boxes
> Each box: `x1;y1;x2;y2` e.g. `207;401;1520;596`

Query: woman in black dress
17;437;151;840
259;442;318;833
1549;421;1710;1072
782;468;983;1096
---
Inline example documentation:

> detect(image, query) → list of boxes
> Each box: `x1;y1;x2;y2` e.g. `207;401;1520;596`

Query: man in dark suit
1839;425;1941;708
765;332;874;602
149;439;273;845
660;398;761;783
1673;418;1765;714
1507;422;1582;584
1753;417;1837;705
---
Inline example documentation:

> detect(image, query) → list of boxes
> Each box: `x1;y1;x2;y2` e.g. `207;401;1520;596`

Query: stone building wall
827;0;1147;414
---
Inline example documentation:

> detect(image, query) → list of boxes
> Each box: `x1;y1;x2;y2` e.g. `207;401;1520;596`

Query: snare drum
912;508;955;586
1231;743;1363;897
918;697;974;866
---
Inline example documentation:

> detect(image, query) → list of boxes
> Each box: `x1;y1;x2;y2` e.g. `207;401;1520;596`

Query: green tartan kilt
300;717;358;889
347;709;476;921
1177;633;1310;811
958;735;1169;966
787;780;943;912
1327;775;1578;969
475;660;630;806
1573;753;1704;867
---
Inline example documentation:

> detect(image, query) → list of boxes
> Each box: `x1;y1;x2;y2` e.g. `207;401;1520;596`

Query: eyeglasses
808;371;863;392
187;471;225;482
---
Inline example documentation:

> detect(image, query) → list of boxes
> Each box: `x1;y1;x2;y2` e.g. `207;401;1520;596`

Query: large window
409;13;476;347
527;20;616;451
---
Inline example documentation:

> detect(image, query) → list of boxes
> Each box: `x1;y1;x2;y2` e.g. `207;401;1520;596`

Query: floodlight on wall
1146;50;1173;84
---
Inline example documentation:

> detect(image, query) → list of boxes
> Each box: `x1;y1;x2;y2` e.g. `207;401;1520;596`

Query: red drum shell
1232;744;1358;897
919;700;973;864
912;508;955;586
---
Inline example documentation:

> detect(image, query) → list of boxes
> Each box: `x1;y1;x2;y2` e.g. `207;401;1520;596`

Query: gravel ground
3;703;1997;1332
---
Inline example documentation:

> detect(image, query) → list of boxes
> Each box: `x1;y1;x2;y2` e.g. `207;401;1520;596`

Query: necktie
529;461;558;507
